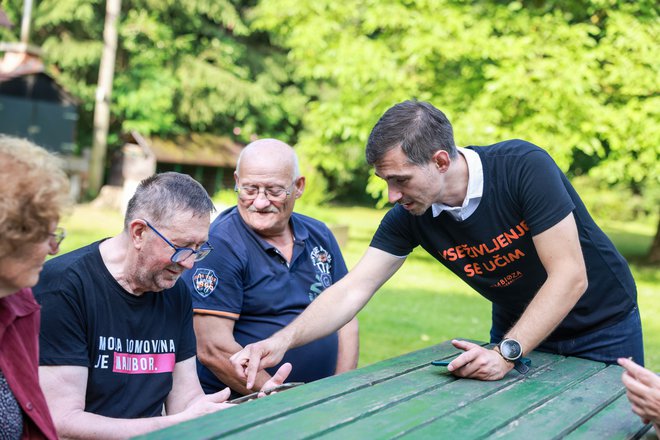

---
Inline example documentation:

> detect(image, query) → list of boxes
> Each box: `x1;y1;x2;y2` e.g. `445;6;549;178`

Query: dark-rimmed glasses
49;227;66;247
234;182;294;202
142;220;213;263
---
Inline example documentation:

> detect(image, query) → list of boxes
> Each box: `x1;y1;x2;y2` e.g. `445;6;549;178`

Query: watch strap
513;357;532;374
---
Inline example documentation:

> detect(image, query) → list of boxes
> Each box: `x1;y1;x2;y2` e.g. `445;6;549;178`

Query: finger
622;371;650;397
229;349;249;380
245;349;265;390
260;362;293;392
271;362;293;386
208;387;231;403
451;339;481;352
619;359;660;388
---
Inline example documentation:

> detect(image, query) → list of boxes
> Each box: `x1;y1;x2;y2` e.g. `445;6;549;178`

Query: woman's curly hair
0;135;72;258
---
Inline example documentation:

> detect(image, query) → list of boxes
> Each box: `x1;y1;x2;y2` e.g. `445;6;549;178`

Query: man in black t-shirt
35;172;290;439
230;100;643;388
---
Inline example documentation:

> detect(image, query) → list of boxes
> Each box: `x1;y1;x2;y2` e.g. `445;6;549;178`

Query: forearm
276;280;367;351
335;317;359;374
53;409;187;440
506;273;586;354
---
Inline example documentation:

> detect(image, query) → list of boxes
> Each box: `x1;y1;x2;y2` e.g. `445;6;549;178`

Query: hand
180;387;233;420
230;336;289;390
447;339;514;381
257;363;293;398
618;357;660;427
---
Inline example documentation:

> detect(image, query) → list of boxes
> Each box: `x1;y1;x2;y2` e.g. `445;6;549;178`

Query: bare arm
335;317;359;374
194;314;274;394
231;247;405;389
40;360;231;440
450;213;588;380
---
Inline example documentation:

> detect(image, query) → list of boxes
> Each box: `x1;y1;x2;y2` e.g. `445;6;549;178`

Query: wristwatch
496;338;530;374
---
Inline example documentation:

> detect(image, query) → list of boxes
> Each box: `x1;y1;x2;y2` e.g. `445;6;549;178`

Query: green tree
252;0;659;257
0;0;306;148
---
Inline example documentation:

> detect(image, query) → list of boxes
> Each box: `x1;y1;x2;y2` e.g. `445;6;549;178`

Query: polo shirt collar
431;147;483;218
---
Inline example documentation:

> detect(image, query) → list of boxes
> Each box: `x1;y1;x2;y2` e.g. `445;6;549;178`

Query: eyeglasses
49;227;66;247
142;220;213;263
234;182;294;202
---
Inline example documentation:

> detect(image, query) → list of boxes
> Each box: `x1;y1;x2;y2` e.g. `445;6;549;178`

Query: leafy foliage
252;0;659;212
1;0;657;218
0;0;306;148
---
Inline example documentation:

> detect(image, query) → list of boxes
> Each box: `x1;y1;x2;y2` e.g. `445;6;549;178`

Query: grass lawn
59;203;659;370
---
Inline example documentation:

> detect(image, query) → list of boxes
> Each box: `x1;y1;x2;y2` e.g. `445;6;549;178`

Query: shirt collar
431;147;483;218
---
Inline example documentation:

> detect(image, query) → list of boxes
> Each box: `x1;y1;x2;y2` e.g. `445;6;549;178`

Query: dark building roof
0;71;79;105
147;133;244;168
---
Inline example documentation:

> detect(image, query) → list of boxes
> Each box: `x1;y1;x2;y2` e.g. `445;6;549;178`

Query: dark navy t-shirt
184;207;348;393
34;241;197;418
371;140;636;340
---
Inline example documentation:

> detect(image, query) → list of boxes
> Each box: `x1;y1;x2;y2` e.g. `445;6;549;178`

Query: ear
233;171;239;186
431;150;451;173
293;176;306;199
128;219;148;250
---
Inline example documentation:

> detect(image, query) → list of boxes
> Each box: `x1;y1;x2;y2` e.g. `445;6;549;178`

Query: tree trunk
89;0;121;197
647;215;660;265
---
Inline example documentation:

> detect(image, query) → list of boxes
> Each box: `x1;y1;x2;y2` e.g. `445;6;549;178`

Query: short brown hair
0;136;71;257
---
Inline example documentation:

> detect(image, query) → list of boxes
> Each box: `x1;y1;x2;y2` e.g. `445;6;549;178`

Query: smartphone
228;382;305;404
431;360;452;367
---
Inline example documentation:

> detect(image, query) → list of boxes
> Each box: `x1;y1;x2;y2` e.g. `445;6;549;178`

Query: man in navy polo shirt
230;100;643;388
184;139;358;396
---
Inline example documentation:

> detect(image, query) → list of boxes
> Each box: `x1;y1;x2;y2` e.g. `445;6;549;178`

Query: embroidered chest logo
192;268;218;297
308;245;333;301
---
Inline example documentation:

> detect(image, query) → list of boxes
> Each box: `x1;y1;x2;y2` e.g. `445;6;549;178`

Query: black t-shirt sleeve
370;206;419;257
36;274;90;367
514;149;575;235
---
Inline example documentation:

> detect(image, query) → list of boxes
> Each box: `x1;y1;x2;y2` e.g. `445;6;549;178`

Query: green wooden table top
136;341;656;439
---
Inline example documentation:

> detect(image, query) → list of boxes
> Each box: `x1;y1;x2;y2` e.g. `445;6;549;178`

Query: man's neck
99;234;141;295
440;152;470;207
261;225;295;262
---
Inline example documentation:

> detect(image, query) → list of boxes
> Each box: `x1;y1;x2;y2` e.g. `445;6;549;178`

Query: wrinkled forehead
153;211;210;242
236;157;297;185
374;147;420;180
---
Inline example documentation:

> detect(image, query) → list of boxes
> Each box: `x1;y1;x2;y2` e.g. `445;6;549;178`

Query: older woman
0;135;71;439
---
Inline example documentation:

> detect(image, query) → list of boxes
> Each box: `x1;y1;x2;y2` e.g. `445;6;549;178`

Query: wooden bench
135;340;656;439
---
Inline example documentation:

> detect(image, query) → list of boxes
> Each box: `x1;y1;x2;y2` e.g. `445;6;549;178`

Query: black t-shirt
34;241;196;418
371;139;637;340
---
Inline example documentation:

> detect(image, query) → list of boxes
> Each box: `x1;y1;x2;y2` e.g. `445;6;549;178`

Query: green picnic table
136;340;656;439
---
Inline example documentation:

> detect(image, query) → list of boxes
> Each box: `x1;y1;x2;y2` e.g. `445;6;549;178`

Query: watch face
501;339;522;360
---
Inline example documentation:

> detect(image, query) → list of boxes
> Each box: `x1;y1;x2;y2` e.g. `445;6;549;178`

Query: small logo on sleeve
192;268;218;297
308;246;333;301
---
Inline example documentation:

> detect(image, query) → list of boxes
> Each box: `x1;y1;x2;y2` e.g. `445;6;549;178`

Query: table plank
396;356;605;439
489;364;648;439
134;340;472;440
315;351;561;440
134;341;646;440
563;393;652;439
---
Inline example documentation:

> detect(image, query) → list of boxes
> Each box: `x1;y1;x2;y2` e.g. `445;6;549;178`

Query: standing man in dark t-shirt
34;172;290;439
184;139;358;397
230;100;643;388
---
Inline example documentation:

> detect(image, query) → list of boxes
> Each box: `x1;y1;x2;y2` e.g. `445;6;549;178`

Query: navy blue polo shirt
183;207;348;393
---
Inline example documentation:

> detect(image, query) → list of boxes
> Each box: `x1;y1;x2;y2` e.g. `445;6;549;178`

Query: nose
388;185;402;204
177;254;196;270
252;191;272;209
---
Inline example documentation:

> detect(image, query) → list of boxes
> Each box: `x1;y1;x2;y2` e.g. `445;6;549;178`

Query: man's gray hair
124;172;215;229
